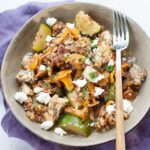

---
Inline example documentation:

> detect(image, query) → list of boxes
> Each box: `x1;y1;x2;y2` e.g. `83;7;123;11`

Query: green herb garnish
78;57;85;62
106;65;114;72
57;87;64;96
50;74;55;82
64;55;69;61
104;84;115;100
91;39;98;49
43;82;50;88
89;72;98;80
82;88;88;97
92;45;98;49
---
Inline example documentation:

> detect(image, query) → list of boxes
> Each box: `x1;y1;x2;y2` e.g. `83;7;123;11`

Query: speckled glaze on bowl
1;2;150;147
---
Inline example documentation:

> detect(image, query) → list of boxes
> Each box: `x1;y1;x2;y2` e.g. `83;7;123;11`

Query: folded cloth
0;1;150;150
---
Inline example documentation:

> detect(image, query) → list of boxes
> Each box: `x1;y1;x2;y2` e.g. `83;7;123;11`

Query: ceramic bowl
1;2;150;147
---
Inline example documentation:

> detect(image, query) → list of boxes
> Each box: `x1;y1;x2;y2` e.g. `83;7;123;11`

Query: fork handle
116;50;126;150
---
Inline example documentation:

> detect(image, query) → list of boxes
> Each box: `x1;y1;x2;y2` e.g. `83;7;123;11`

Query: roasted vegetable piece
123;88;137;100
87;82;95;96
32;24;51;52
70;27;79;39
65;107;88;121
67;90;83;108
75;11;101;35
58;113;91;137
105;84;115;101
109;70;115;84
56;28;70;44
105;100;114;107
54;70;73;91
65;53;86;69
29;54;39;70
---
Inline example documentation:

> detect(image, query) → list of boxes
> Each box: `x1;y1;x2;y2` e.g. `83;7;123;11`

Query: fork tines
113;10;129;44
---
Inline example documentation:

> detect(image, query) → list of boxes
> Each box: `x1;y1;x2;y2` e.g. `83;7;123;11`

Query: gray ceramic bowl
1;2;150;147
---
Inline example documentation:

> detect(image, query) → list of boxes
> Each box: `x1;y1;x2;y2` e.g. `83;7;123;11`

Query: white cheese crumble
83;66;105;83
122;57;127;62
107;59;115;66
127;56;136;63
106;104;115;114
45;35;53;42
93;74;105;83
40;120;54;130
46;17;57;26
123;99;133;114
34;87;43;93
54;127;67;136
73;79;87;88
14;92;28;104
66;23;75;29
85;58;92;65
39;65;46;72
36;92;51;105
94;87;105;97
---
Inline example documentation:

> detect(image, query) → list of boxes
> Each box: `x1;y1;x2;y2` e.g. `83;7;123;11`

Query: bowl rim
1;2;150;147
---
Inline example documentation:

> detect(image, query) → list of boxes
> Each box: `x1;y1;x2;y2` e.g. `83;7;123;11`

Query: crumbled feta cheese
94;87;105;97
127;56;136;63
34;87;43;93
14;92;28;104
66;23;75;29
40;120;54;130
106;104;115;114
54;127;67;136
122;57;127;62
123;99;133;114
108;59;115;66
73;79;87;88
93;74;105;83
83;66;105;83
39;65;46;72
85;58;92;65
45;35;53;42
91;38;99;47
46;17;57;26
36;92;51;105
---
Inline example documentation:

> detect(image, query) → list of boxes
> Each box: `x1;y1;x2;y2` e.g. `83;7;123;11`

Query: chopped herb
122;50;128;57
50;74;55;82
57;87;64;96
92;45;98;49
43;82;50;88
104;84;115;100
82;88;88;97
64;54;69;61
78;57;85;62
50;46;55;48
89;72;98;80
91;39;98;49
106;65;114;72
104;96;108;102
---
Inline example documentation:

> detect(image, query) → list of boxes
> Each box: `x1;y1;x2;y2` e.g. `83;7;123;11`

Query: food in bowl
14;11;147;137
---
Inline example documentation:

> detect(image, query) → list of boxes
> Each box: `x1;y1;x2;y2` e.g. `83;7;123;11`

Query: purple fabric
0;2;150;150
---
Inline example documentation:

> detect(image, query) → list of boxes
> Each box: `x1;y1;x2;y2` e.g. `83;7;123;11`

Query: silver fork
113;10;129;150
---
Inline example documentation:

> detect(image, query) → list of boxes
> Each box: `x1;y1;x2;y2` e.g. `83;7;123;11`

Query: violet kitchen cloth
0;2;150;150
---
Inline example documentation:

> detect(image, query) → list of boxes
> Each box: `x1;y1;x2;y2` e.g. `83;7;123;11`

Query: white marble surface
0;0;150;150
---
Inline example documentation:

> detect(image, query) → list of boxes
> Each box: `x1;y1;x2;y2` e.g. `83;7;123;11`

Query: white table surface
0;0;150;150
